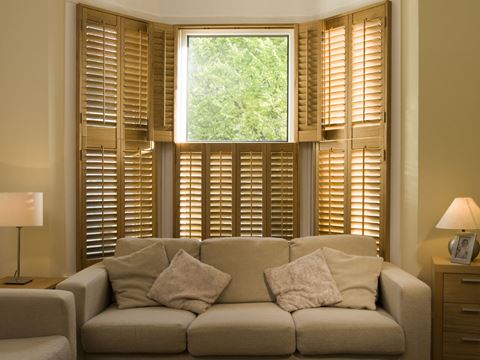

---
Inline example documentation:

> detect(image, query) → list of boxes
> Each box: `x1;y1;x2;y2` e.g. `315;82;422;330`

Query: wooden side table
432;256;480;360
0;277;65;289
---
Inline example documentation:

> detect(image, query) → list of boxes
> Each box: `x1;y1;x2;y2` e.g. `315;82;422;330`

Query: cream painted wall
400;0;480;283
0;0;72;277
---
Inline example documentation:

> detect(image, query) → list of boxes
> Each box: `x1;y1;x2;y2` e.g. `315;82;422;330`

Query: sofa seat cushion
187;302;295;356
293;307;405;355
0;336;70;360
82;305;196;354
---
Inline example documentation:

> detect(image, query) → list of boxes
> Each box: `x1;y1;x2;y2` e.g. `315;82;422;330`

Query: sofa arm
379;262;431;360
0;289;76;359
57;263;111;328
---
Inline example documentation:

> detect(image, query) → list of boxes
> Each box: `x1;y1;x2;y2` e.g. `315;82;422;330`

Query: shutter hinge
79;112;83;124
384;111;387;123
384;17;387;28
383;150;387;161
79;149;83;162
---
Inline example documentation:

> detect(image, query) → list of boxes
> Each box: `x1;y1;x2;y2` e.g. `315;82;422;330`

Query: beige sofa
58;235;431;360
0;288;76;360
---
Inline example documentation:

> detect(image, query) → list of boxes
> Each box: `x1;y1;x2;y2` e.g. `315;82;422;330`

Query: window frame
176;27;296;143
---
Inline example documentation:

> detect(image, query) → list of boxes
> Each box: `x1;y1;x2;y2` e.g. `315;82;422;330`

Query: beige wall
0;0;69;277
401;0;480;283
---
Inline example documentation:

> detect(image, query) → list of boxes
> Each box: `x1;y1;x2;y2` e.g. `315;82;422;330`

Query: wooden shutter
176;144;203;239
150;23;175;142
297;20;323;142
316;3;389;257
78;8;121;265
269;144;298;238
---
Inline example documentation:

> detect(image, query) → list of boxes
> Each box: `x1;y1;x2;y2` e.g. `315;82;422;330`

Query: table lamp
436;197;480;261
0;192;43;284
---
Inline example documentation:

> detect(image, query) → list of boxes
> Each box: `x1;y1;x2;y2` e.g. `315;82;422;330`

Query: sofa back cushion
115;238;200;261
200;237;289;303
290;235;377;261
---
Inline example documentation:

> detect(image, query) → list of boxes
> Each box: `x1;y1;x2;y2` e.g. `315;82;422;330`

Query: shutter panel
321;17;347;140
206;145;234;238
150;23;175;142
270;144;297;239
176;144;203;239
297;21;323;142
317;143;347;235
79;7;121;266
238;145;265;237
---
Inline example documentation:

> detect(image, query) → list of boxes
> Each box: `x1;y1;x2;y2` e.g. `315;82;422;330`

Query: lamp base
4;277;32;285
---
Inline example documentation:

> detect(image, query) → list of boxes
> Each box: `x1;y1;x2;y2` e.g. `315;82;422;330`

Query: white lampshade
436;197;480;230
0;192;43;227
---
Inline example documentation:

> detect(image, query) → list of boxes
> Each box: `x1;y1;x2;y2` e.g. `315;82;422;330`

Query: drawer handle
461;337;480;343
462;307;480;313
461;278;480;283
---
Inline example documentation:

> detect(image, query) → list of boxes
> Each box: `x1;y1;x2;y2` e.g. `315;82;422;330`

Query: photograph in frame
451;233;476;264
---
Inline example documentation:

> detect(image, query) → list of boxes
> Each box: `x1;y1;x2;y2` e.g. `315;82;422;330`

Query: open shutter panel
206;145;234;238
176;144;203;239
297;21;323;142
79;8;121;264
150;23;175;142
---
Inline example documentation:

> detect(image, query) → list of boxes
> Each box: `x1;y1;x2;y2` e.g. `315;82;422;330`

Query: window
176;29;295;143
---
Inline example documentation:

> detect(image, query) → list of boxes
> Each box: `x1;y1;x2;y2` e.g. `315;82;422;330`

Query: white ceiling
74;0;380;24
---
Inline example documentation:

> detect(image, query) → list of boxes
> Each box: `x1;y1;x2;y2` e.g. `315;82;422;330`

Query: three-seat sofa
58;235;431;360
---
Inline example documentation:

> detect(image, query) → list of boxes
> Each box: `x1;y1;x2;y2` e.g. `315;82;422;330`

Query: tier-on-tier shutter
78;7;121;266
176;144;203;239
297;20;323;142
150;23;175;142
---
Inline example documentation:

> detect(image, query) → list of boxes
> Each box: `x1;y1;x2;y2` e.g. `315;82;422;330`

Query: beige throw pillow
322;247;383;310
148;249;231;314
104;242;169;309
264;249;342;312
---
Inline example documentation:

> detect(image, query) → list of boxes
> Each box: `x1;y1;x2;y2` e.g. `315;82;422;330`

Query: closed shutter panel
206;145;234;238
270;144;297;239
238;146;265;237
297;21;323;142
150;23;175;142
79;8;121;265
177;144;203;239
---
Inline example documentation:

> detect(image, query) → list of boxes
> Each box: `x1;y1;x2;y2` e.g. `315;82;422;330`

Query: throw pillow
104;242;169;309
322;247;383;310
148;249;231;314
264;248;342;312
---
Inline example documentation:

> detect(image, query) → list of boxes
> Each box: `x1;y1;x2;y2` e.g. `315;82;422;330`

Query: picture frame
451;233;477;264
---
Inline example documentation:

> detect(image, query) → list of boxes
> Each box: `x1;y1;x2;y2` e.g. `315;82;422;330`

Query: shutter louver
177;146;203;239
297;21;322;142
317;145;346;234
239;149;264;237
207;148;234;237
123;147;154;237
270;145;297;239
150;23;175;142
84;148;118;260
350;148;382;243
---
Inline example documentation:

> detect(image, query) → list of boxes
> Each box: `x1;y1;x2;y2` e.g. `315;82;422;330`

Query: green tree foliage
187;36;288;141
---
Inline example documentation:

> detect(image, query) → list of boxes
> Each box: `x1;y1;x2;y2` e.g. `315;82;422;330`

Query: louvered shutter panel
177;144;203;239
269;144;298;239
206;145;234;238
238;145;265;237
150;23;175;142
297;21;323;142
79;8;121;265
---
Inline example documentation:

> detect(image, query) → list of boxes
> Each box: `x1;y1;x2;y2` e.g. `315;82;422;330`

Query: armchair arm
0;289;76;359
379;262;431;360
56;264;111;328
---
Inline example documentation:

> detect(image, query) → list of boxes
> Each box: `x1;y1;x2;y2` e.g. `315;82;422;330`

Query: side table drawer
445;274;480;303
444;331;480;359
444;303;480;333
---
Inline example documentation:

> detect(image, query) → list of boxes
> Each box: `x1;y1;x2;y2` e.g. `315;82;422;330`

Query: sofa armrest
379;262;431;360
0;289;76;359
57;263;111;328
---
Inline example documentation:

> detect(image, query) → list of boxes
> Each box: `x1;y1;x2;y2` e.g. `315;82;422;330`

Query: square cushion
0;336;70;360
115;237;200;261
200;237;289;302
187;303;295;356
82;305;196;354
293;307;405;355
